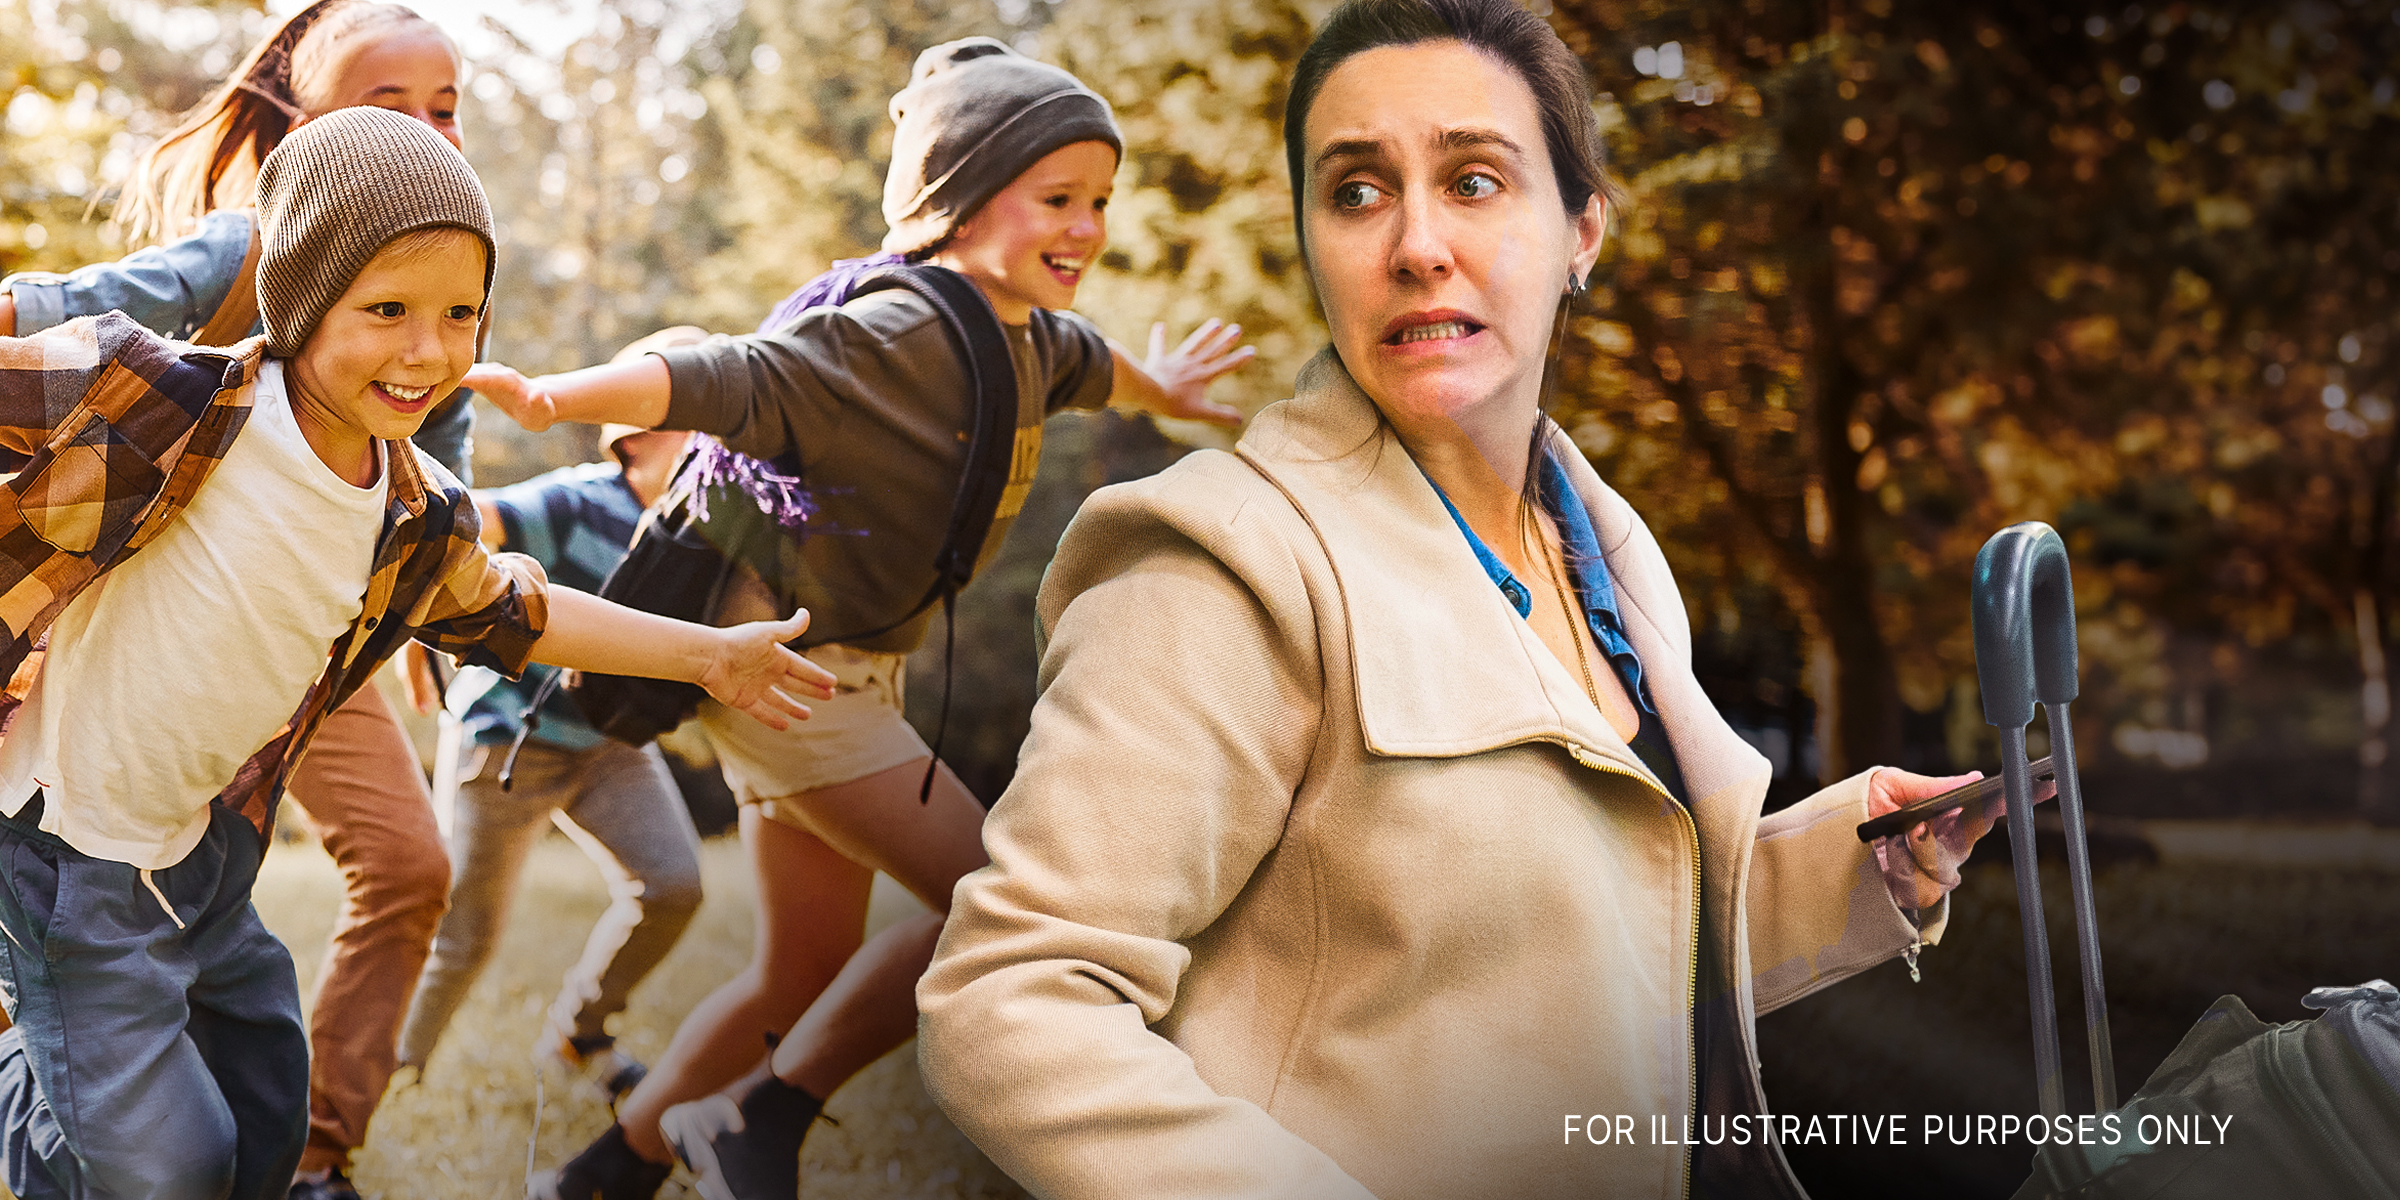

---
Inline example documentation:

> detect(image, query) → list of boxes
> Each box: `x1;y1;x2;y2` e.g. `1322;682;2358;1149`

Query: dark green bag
558;477;737;746
2013;981;2400;1199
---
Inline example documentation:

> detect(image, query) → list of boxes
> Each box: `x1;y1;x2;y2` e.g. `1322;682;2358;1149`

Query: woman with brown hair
916;2;2023;1196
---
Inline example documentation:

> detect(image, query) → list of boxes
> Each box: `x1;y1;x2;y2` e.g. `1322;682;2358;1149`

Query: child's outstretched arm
465;355;670;433
533;590;837;730
465;325;710;434
1107;318;1255;427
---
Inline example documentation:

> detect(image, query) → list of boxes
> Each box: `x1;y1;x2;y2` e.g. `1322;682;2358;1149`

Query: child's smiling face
286;228;487;485
936;139;1118;324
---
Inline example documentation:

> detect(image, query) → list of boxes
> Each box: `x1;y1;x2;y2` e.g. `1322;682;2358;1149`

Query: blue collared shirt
1427;449;1655;717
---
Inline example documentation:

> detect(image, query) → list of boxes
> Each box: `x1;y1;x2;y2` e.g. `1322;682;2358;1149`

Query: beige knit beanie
255;106;495;356
881;37;1122;257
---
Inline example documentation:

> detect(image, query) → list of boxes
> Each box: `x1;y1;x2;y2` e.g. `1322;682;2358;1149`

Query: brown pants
283;684;450;1176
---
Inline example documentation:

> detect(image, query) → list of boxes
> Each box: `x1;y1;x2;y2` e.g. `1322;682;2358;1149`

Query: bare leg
754;755;989;1097
620;754;988;1163
695;911;945;1129
773;911;945;1096
614;810;871;1164
651;757;988;1200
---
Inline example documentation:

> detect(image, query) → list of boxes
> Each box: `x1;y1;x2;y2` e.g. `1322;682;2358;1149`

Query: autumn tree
2;0;258;279
1040;0;1330;443
1546;0;2400;790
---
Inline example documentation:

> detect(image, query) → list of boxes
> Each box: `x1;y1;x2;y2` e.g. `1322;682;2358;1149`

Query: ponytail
114;0;455;247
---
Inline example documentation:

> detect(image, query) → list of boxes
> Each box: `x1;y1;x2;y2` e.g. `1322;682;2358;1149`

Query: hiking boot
288;1170;363;1200
658;1076;824;1200
524;1123;671;1200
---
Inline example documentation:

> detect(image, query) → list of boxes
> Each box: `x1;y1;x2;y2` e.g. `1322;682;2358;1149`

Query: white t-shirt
0;361;388;868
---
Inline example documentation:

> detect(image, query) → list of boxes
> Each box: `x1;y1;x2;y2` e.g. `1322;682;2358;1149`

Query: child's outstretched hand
463;363;560;432
1139;318;1253;427
698;608;839;731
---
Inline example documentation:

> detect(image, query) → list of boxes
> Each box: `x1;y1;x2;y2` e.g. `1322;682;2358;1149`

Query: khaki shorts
697;643;930;828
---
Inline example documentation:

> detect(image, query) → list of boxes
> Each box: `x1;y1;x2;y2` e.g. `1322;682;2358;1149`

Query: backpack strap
810;263;1021;645
192;217;263;348
839;264;1020;801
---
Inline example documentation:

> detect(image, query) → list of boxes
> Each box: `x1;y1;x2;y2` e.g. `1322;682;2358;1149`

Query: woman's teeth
380;382;432;401
1396;320;1470;344
1043;255;1085;276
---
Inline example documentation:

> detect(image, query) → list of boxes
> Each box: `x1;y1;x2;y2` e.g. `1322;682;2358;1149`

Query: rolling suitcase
1968;524;2400;1197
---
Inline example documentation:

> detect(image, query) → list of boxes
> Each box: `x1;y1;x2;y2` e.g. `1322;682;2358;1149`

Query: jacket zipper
1561;738;1701;1200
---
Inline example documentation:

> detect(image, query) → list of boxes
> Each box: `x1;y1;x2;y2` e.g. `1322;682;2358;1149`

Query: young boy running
0;108;832;1200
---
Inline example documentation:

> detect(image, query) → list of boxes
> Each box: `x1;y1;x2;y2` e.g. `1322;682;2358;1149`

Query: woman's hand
1116;319;1254;427
694;609;839;731
1863;766;2056;910
462;362;560;432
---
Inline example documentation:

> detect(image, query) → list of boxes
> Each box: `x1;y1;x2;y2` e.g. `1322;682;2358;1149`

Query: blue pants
0;799;308;1200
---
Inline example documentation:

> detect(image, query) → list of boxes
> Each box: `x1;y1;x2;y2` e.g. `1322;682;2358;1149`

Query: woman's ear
1570;195;1608;282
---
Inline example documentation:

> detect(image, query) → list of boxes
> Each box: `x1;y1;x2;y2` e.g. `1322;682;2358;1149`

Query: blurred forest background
8;2;2400;1197
8;0;2400;818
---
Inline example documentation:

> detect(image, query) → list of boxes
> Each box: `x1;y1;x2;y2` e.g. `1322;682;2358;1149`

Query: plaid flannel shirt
0;312;549;843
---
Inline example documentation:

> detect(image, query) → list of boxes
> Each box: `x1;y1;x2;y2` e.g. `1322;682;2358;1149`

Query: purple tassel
756;251;908;334
685;438;818;533
684;251;912;532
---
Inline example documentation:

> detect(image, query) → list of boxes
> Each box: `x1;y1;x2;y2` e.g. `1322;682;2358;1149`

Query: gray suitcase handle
1971;522;2118;1118
1974;521;2081;723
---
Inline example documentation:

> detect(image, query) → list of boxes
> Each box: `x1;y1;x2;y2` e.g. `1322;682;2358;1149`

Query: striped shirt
462;462;644;751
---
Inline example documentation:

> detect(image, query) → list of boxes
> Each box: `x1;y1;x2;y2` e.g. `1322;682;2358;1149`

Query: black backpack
541;265;1019;763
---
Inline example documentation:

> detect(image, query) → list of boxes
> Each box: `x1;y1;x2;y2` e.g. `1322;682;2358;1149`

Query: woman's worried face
1299;39;1604;435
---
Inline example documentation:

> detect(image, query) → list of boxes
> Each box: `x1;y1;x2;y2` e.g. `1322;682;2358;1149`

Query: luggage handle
1971;522;2118;1118
1973;521;2080;725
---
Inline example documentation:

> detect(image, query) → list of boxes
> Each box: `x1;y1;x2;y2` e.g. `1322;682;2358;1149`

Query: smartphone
1854;756;2055;843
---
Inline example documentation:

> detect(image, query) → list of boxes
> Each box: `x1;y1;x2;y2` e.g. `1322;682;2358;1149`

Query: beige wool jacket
918;351;1945;1200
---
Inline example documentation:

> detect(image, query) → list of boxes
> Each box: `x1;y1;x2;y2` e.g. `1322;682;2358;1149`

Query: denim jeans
0;797;308;1200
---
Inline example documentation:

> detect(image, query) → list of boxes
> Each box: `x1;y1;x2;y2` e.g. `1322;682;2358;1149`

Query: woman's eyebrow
1314;127;1527;173
1435;127;1526;158
1313;136;1387;172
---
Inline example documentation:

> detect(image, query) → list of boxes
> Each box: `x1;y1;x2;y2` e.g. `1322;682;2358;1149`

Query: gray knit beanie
881;37;1123;257
255;106;495;356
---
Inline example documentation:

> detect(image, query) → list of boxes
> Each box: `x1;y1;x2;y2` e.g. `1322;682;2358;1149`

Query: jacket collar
1234;350;1771;819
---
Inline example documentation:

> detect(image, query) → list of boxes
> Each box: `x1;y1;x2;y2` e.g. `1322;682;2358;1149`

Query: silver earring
1565;270;1588;302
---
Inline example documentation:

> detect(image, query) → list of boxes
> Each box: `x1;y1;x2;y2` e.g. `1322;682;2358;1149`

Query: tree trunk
1795;152;1906;781
2355;421;2400;821
1809;569;1905;780
2359;589;2392;819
